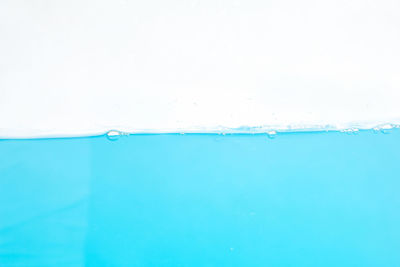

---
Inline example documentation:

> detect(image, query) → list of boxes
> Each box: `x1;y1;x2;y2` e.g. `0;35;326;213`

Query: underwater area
1;129;400;266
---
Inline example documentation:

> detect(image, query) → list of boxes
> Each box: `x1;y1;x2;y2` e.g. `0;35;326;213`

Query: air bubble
106;130;122;141
267;130;277;139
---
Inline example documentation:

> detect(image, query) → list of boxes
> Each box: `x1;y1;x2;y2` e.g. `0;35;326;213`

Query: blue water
1;130;400;266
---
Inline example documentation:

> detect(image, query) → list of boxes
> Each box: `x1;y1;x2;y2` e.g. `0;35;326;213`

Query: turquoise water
1;130;400;266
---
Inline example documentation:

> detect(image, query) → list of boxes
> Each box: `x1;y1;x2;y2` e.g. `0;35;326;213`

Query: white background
1;0;400;137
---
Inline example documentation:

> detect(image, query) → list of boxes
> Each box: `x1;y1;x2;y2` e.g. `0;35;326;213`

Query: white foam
1;0;400;138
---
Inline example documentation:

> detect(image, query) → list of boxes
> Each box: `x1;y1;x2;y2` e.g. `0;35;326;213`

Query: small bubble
267;130;277;139
230;248;235;252
106;130;122;141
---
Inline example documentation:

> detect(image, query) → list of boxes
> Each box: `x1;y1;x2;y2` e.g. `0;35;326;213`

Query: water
1;130;400;266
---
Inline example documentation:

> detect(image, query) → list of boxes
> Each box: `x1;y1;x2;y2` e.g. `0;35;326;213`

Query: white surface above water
1;0;400;137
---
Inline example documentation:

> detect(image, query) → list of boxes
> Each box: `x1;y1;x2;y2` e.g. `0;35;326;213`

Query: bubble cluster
341;128;359;135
